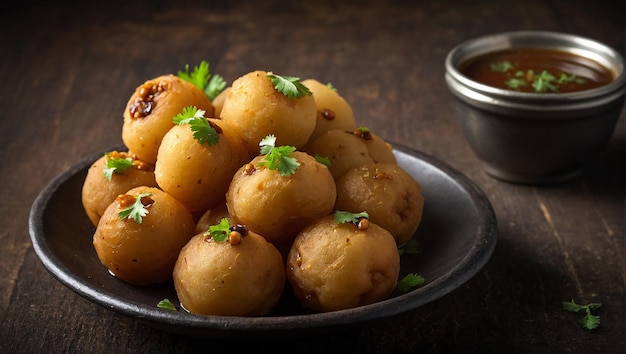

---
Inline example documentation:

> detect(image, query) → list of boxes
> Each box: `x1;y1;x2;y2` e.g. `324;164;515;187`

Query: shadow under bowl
445;30;625;184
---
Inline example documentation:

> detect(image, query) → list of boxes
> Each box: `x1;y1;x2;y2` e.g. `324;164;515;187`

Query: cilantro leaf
118;192;152;224
398;238;423;256
314;154;331;167
334;210;369;225
266;74;312;99
397;273;425;292
173;106;219;146
103;153;134;181
178;61;210;91
178;60;227;100
326;82;337;92
257;135;300;176
562;300;602;330
206;74;226;100
490;61;514;73
157;298;177;311
207;218;231;242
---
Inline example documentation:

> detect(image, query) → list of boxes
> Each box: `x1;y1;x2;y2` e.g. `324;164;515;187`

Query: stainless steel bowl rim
445;30;626;110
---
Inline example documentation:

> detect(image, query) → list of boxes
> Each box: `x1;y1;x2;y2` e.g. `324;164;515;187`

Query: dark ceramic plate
29;144;497;339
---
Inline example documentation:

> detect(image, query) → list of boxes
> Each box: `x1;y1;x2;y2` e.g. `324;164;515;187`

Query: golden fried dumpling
93;186;195;285
301;79;357;142
286;214;400;312
122;74;214;163
82;151;158;226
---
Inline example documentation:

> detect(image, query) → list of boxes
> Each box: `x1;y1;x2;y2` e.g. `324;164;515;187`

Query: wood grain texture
1;0;624;353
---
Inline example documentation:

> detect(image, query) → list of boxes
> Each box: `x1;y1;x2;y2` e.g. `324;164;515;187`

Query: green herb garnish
314;154;331;167
326;82;337;92
118;192;152;224
334;210;369;225
177;60;226;100
257;135;300;176
103;153;134;181
266;74;312;99
398;238;423;256
157;298;177;311
173;106;219;146
206;218;231;243
562;300;602;330
490;61;513;72
397;273;425;292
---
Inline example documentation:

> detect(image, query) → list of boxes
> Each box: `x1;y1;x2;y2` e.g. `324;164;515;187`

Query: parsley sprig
257;135;300;176
118;192;152;224
398;238;423;256
562;300;602;330
103;153;134;181
177;60;226;100
266;74;312;99
173;106;220;146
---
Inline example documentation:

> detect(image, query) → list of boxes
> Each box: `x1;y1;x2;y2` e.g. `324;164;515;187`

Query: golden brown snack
173;223;285;316
226;151;336;244
301;128;396;180
194;203;230;234
82;151;158;226
301;79;357;142
93;186;195;285
286;214;400;312
122;74;214;163
154;116;248;213
211;86;230;119
220;71;316;156
334;163;424;246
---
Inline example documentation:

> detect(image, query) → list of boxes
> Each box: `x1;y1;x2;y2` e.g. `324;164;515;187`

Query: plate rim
28;143;497;334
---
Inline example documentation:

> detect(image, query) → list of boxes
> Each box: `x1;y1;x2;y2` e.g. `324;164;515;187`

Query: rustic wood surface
1;0;624;353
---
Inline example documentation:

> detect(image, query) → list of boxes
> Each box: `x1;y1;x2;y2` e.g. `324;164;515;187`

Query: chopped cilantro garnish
177;60;227;100
157;298;177;311
326;82;337;92
334;210;369;225
173;106;219;146
490;61;513;72
103;153;134;181
397;273;425;292
118;192;152;224
206;218;231;243
257;135;300;176
266;74;312;99
562;300;602;330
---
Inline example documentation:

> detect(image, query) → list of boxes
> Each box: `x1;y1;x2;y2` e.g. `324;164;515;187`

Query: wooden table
2;0;624;352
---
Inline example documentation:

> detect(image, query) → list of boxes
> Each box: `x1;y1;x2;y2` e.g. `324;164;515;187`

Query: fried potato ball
286;214;400;312
173;226;285;316
122;74;215;163
226;151;336;244
220;71;317;156
301;128;397;180
195;203;230;234
82;151;158;226
301;79;357;142
334;163;424;246
211;87;230;118
154;118;248;212
93;186;195;285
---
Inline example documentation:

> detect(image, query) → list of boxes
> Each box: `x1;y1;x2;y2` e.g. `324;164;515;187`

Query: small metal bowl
445;31;625;184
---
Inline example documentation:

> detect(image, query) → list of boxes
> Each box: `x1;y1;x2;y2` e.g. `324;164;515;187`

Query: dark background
1;1;624;353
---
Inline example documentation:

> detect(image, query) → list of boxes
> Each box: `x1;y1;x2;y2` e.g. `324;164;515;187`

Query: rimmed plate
29;143;497;339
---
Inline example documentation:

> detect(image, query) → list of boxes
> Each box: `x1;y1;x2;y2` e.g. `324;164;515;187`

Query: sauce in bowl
460;48;614;93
